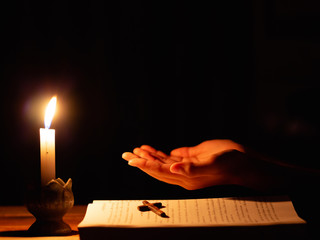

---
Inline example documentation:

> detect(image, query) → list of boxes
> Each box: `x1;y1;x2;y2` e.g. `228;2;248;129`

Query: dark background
1;0;319;205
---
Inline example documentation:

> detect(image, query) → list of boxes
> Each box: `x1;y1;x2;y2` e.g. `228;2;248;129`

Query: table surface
0;205;87;240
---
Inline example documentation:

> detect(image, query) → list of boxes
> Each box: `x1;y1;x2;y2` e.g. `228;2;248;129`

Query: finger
155;150;168;158
128;157;170;173
140;145;157;152
167;155;182;162
139;146;181;163
127;158;203;189
141;145;168;158
127;158;146;167
150;151;168;160
149;152;170;163
122;152;140;161
134;147;174;164
133;148;156;160
129;159;190;187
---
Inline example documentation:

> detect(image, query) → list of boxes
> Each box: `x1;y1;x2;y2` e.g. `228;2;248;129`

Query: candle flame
44;96;57;129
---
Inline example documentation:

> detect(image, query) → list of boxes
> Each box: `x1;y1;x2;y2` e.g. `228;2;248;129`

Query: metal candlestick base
26;178;74;236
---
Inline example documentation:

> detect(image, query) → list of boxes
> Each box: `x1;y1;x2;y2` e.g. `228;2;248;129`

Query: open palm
122;140;245;190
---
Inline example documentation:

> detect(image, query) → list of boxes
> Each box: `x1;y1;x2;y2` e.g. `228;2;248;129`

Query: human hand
122;140;247;190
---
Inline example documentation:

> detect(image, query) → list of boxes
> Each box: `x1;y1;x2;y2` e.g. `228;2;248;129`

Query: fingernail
128;160;137;167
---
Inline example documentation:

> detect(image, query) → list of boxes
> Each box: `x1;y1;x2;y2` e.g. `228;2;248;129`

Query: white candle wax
40;96;57;186
40;128;56;186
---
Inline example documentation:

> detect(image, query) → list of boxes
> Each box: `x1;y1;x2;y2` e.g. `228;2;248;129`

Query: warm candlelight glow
44;96;57;129
40;96;57;186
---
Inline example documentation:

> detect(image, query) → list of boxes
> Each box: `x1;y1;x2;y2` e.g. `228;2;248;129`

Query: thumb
170;162;204;177
170;160;217;177
170;162;188;175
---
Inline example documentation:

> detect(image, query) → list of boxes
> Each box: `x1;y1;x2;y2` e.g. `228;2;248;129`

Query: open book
78;196;306;240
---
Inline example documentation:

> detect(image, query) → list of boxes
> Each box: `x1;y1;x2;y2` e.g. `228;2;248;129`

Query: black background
1;0;320;205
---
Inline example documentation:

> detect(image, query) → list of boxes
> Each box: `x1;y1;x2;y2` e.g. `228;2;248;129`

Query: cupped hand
122;140;246;190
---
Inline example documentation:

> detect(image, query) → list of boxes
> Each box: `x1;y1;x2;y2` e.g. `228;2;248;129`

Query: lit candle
40;96;57;186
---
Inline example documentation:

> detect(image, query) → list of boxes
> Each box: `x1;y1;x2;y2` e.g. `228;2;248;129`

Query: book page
78;196;305;228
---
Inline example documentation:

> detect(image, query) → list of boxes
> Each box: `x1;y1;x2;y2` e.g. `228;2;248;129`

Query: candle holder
25;178;74;236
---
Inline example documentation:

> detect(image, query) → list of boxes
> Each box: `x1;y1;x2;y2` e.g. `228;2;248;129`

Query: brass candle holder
25;178;74;236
